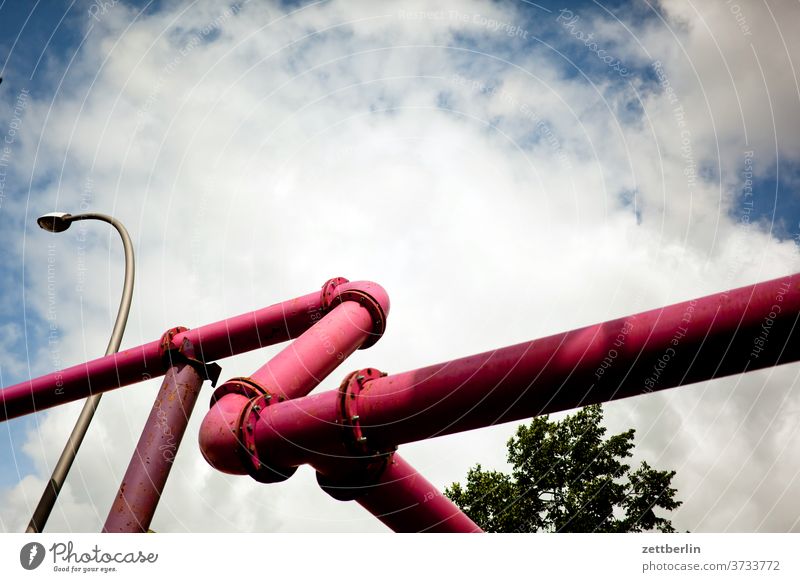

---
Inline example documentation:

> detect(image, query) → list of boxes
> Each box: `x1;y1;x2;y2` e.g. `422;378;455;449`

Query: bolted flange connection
239;392;297;483
337;368;386;453
316;368;396;501
319;277;351;310
199;376;296;481
321;278;388;350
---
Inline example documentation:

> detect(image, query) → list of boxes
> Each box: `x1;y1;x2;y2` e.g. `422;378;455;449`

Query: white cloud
2;0;800;532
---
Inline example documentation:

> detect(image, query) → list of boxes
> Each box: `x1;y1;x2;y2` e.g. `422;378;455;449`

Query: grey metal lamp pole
26;212;135;533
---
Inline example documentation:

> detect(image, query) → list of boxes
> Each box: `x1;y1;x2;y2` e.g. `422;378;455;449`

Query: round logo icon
20;542;46;570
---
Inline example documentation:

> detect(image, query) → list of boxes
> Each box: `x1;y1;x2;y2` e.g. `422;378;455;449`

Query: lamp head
36;212;73;233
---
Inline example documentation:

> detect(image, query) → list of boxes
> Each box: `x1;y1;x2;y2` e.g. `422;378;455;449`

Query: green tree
445;405;681;532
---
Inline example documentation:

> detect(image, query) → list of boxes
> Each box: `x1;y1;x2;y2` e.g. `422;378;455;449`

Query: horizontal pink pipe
328;453;481;533
0;280;384;421
245;273;800;465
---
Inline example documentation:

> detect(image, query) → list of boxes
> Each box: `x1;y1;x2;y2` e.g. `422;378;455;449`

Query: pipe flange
208;376;270;408
239;393;297;484
332;290;387;349
316;367;395;500
320;277;350;310
159;326;222;386
158;326;189;356
338;367;386;454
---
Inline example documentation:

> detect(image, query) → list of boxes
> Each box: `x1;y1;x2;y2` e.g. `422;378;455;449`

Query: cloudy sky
1;0;799;533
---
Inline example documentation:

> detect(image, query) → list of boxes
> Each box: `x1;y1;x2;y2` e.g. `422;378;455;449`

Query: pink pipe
0;279;386;421
250;300;377;400
103;361;204;533
199;297;387;479
354;454;482;533
317;453;482;533
225;273;800;469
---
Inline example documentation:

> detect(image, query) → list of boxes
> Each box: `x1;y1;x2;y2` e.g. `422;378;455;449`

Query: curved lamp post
26;212;135;533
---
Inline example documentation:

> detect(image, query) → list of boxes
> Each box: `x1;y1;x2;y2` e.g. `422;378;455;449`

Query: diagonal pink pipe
352;454;482;533
316;452;482;533
250;300;379;401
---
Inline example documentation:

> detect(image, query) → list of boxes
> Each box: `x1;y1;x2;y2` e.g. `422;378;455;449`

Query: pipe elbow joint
323;279;390;349
198;391;251;476
198;378;297;483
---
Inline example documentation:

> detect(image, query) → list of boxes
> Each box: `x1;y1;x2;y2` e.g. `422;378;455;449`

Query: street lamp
27;212;135;533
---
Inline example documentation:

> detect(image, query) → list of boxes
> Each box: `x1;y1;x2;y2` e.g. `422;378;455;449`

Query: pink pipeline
5;273;800;533
0;279;386;421
198;273;800;532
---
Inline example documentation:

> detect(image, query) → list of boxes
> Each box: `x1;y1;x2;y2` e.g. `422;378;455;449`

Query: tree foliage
445;405;681;532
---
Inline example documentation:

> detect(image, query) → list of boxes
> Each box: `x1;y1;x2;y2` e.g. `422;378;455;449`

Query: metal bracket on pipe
159;326;222;387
